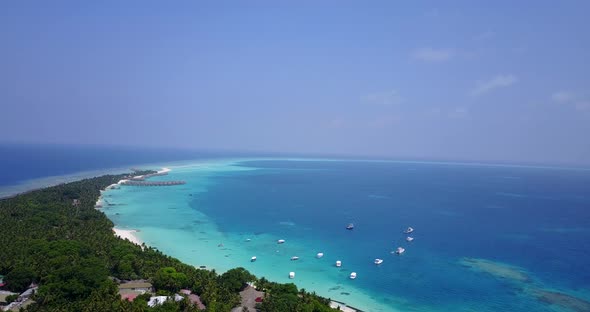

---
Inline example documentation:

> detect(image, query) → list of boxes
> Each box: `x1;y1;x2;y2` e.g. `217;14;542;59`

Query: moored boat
251;256;257;262
346;223;354;230
336;260;342;267
374;258;384;265
394;247;405;255
291;256;299;261
316;252;324;258
404;227;414;234
277;239;285;244
350;272;357;279
406;236;414;242
289;272;295;279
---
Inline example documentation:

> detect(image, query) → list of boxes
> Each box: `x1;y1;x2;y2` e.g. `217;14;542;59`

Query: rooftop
118;281;153;289
188;294;206;310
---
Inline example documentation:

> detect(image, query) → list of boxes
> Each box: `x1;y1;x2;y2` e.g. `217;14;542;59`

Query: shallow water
103;159;590;311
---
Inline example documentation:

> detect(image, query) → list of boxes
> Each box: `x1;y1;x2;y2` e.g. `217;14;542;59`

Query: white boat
316;252;324;258
374;258;384;265
277;239;285;244
346;223;354;230
404;227;414;234
350;272;357;279
291;256;299;261
289;272;295;279
394;247;405;255
406;236;414;242
245;238;251;242
251;256;257;262
336;260;342;267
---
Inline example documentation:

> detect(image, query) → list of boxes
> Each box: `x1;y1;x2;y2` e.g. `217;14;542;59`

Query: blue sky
1;1;589;165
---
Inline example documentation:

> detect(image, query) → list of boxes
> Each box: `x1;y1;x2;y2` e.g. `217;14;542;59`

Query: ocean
2;144;590;311
0;144;230;197
101;158;590;312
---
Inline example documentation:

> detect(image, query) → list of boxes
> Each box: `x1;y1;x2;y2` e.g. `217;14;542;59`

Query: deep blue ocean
191;160;590;311
0;143;229;187
2;144;590;311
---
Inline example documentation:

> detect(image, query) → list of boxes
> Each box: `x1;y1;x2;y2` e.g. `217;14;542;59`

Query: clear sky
1;1;589;165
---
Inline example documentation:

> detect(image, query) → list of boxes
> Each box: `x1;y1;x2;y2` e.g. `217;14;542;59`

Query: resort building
118;280;153;293
179;289;206;310
118;280;154;301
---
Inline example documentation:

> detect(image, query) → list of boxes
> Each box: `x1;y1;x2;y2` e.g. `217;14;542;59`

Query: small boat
289;272;295;279
245;238;251;242
277;239;285;244
316;252;324;258
374;258;384;265
291;256;299;261
394;247;405;255
346;223;354;230
406;236;414;242
251;256;257;262
350;272;357;279
404;227;414;234
336;260;342;267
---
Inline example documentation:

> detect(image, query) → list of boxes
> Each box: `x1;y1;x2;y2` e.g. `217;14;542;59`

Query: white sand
127;167;171;181
158;167;171;174
113;228;143;246
107;168;172;245
330;301;358;312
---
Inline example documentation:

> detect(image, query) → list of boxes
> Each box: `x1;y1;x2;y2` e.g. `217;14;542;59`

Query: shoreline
100;163;382;312
330;300;362;312
3;160;380;312
95;167;172;208
106;168;172;247
113;228;143;246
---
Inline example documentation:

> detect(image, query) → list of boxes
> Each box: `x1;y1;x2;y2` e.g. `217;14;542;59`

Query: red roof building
121;293;139;302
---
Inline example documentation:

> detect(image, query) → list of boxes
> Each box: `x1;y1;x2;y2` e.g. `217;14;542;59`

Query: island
0;172;341;312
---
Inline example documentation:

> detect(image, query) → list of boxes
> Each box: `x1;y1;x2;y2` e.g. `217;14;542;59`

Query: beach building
188;294;206;310
231;285;264;312
121;293;139;302
118;280;153;293
147;296;168;307
179;289;206;310
118;280;153;301
147;294;183;308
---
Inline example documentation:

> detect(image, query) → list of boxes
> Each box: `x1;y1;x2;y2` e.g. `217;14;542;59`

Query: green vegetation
0;174;339;311
5;294;19;304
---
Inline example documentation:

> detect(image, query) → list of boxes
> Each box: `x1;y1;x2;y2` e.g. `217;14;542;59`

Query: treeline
0;174;339;312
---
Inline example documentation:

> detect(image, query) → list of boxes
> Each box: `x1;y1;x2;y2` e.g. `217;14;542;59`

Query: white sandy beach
330;301;358;312
113;228;143;246
158;167;171;174
95;167;171;208
109;168;172;247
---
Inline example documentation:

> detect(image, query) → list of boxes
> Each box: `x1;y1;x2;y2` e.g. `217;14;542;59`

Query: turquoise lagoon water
102;159;590;312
